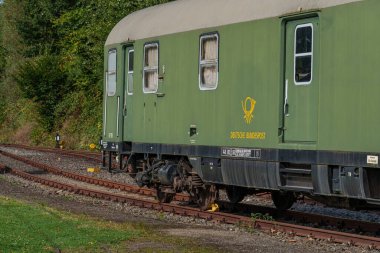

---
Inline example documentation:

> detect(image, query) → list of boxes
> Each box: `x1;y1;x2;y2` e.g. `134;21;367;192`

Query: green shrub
54;90;102;149
0;0;174;147
14;55;70;131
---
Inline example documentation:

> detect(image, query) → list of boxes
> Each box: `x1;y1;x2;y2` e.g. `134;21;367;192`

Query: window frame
294;23;313;86
199;32;219;91
143;42;159;94
107;48;117;97
127;49;134;95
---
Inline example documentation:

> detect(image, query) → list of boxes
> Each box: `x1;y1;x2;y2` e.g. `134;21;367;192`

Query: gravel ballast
0;146;379;252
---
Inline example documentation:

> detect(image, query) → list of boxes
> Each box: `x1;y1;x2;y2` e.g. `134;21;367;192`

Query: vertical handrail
116;96;120;137
284;79;289;116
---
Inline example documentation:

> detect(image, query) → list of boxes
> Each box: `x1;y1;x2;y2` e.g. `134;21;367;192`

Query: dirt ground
0;175;377;253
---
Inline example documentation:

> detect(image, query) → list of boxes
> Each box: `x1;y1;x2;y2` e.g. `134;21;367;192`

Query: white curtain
202;38;217;61
145;46;158;67
144;45;158;91
201;36;217;87
201;66;217;87
145;71;158;91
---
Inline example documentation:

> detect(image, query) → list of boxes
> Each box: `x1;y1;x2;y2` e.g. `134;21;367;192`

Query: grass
0;196;219;252
0;196;139;252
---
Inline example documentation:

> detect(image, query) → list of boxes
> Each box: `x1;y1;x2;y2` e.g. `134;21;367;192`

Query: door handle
123;90;127;116
283;79;290;117
123;105;127;116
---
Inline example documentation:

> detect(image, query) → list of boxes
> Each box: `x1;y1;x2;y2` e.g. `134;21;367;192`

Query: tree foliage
0;0;173;146
55;0;173;92
14;55;70;130
16;0;76;57
0;0;24;128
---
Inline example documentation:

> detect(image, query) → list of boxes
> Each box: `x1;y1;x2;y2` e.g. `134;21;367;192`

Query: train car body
102;0;380;209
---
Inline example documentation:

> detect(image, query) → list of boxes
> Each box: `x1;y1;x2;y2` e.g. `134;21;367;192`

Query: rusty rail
0;144;101;162
218;201;380;234
2;163;379;249
2;147;380;234
0;149;189;202
1;145;380;249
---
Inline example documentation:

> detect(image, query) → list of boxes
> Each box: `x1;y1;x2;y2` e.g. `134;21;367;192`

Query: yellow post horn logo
241;97;256;124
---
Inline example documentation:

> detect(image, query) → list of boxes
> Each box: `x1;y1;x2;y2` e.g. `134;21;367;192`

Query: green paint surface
104;0;380;153
283;17;320;144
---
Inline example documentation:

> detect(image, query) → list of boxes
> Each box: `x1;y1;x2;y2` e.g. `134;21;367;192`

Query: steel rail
0;149;189;202
0;144;101;162
2;146;380;235
3;163;379;249
218;201;380;234
2;147;380;235
1;148;380;236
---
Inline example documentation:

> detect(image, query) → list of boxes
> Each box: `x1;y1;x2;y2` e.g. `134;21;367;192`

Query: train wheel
156;188;174;203
226;186;246;204
196;185;218;211
271;191;295;210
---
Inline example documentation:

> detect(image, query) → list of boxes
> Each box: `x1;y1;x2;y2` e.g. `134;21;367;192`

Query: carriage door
123;46;134;141
283;17;319;143
104;49;119;141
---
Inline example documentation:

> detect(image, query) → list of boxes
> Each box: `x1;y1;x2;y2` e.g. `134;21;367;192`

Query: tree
0;0;174;145
14;55;70;130
16;0;76;57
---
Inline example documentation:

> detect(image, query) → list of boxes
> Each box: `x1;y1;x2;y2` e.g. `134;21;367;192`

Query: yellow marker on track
89;143;96;151
87;168;100;173
207;203;219;212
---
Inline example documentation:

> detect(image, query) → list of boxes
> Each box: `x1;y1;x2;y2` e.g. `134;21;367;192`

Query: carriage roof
105;0;361;46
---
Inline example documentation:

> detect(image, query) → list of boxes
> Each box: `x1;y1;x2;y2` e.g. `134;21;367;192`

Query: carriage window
294;24;313;85
199;33;219;90
127;49;134;95
143;43;158;93
107;49;117;96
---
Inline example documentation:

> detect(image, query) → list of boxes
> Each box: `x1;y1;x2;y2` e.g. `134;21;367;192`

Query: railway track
0;143;102;163
0;145;380;249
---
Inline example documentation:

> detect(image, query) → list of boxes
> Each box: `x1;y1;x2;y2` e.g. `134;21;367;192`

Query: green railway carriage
102;0;380;209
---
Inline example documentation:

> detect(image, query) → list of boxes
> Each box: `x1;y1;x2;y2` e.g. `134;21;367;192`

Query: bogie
131;156;219;210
